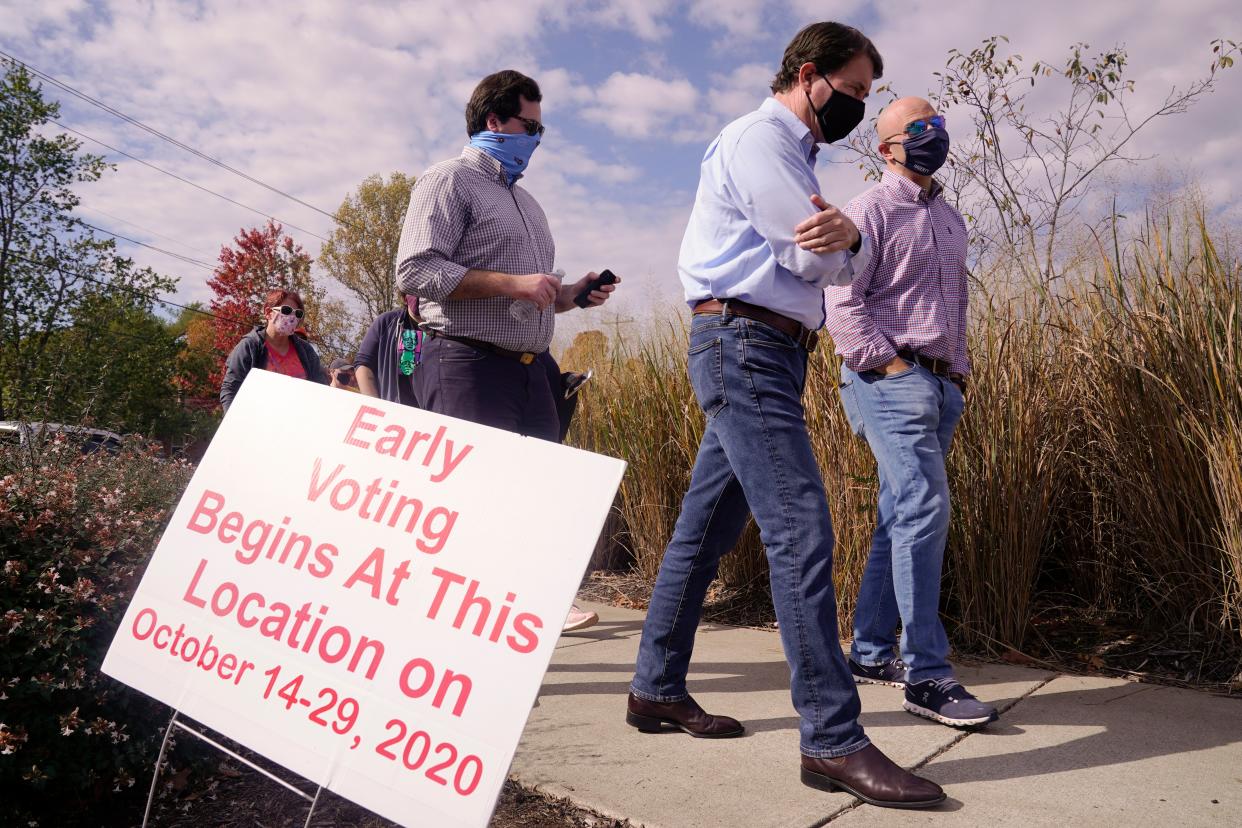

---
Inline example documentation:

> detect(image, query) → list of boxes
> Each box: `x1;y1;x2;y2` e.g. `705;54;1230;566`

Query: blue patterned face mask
469;131;541;184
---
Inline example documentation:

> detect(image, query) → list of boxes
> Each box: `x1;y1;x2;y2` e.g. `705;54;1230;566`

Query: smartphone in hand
574;270;617;308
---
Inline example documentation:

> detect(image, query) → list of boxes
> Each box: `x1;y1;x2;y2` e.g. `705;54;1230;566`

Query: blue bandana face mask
468;131;541;184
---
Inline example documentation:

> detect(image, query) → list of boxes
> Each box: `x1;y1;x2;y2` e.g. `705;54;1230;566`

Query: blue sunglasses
887;115;946;141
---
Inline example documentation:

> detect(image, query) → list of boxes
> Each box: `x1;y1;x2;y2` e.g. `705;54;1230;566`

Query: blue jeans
631;314;868;758
838;364;964;685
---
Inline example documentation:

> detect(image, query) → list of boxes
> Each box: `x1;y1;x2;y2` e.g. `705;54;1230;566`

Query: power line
54;120;332;243
78;204;218;258
79;220;217;271
0;49;351;230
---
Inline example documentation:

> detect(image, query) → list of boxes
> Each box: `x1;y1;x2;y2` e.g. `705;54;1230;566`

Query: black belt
898;349;951;377
434;333;541;364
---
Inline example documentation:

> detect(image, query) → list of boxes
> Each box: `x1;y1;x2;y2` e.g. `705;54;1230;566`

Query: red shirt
264;340;307;380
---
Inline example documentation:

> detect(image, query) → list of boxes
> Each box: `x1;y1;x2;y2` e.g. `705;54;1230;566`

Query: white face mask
271;310;299;336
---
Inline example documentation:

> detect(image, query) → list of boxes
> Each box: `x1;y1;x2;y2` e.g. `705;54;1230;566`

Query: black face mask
898;127;951;176
806;74;865;144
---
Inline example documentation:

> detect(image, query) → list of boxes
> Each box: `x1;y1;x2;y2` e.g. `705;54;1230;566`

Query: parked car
0;421;124;454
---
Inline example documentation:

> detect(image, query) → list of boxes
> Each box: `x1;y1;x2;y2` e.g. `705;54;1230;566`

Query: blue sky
3;0;1238;343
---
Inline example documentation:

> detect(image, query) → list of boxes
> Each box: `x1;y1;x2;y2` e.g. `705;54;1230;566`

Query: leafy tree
318;172;415;324
842;37;1239;284
40;291;182;435
168;303;218;403
205;220;355;385
0;58;179;427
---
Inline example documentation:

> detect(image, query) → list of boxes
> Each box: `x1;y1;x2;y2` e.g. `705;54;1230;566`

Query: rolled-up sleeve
724;120;857;289
823;201;899;371
395;170;471;302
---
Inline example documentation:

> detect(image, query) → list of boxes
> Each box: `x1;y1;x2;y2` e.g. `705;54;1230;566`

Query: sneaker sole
800;766;946;809
853;675;906;689
561;615;599;633
625;711;745;739
903;700;998;729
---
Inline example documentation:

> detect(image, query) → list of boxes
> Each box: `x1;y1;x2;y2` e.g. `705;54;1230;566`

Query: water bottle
510;269;564;323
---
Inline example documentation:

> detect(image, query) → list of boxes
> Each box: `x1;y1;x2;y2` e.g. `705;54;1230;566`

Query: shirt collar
460;145;510;186
760;97;817;164
880;169;943;202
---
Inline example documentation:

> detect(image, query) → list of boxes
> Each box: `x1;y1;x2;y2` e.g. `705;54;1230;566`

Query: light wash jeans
631;313;869;758
838;364;964;685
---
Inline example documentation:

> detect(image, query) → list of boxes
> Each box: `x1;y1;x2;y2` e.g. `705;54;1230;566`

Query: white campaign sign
102;369;626;827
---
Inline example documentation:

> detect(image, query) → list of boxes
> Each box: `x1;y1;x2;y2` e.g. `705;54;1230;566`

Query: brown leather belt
692;298;819;352
897;349;951;377
434;333;540;365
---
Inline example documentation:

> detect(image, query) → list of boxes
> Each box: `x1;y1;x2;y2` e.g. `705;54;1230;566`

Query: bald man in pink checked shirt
814;96;999;730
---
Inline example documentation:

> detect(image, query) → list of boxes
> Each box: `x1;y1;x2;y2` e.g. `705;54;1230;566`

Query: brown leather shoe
626;693;744;738
801;744;945;809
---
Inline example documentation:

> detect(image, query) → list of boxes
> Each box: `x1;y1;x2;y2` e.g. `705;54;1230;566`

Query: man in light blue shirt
678;97;870;329
628;22;945;810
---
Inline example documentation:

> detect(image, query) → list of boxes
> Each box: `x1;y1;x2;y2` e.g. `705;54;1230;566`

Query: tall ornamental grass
562;212;1242;664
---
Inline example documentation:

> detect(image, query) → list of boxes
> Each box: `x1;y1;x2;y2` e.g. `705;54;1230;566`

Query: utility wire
53;120;332;243
79;220;217;271
0;49;352;230
78;204;218;258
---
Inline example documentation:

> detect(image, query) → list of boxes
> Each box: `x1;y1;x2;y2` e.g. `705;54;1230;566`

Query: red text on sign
307;459;459;554
375;719;484;796
181;557;385;680
342;406;474;483
426;567;542;654
186;489;338;577
130;607;255;685
397;657;472;717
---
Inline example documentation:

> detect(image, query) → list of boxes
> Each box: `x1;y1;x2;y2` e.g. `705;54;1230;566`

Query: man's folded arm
726;120;865;289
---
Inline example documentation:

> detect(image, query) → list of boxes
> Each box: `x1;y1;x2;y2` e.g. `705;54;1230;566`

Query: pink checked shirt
824;171;970;376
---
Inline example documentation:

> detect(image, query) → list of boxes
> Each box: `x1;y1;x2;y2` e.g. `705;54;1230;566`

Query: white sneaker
562;604;599;633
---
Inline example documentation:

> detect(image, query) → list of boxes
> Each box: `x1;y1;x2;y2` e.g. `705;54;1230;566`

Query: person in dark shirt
328;357;360;392
355;295;421;407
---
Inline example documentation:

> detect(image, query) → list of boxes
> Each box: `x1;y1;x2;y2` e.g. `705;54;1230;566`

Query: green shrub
0;437;192;824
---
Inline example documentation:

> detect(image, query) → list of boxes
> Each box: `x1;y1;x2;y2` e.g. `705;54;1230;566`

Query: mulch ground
151;759;632;827
146;569;1237;827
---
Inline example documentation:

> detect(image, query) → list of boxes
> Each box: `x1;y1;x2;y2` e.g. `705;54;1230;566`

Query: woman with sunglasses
219;288;328;411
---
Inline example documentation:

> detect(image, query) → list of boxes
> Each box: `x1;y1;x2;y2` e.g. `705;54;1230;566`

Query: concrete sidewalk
511;601;1242;827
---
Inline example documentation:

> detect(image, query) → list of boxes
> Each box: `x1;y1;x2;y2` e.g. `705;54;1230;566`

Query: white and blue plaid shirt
396;146;557;352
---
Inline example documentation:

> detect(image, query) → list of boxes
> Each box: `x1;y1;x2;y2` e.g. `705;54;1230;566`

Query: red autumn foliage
202;221;312;397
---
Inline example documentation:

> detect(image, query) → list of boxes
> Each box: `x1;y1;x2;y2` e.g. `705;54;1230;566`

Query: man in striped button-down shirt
821;96;997;730
395;70;618;442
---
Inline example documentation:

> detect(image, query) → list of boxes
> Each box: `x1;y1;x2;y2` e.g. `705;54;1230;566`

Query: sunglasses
512;115;546;137
886;115;946;141
271;305;305;319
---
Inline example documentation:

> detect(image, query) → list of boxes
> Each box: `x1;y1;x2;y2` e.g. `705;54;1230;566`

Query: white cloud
579;72;703;138
2;0;1237;334
571;0;675;41
688;0;768;41
708;62;774;123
